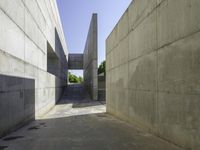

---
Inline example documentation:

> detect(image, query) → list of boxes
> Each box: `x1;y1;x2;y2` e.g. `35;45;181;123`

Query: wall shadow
0;74;35;137
54;28;67;104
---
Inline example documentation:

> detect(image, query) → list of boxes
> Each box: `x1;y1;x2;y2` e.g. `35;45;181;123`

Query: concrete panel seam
106;0;134;41
106;0;159;54
0;7;46;55
107;28;200;72
0;49;53;77
21;0;47;41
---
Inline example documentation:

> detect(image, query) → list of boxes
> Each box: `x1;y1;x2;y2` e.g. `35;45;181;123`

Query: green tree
98;60;106;75
68;72;83;83
78;76;83;83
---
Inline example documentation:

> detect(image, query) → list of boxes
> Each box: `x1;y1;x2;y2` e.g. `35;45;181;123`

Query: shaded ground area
62;84;86;101
0;97;183;150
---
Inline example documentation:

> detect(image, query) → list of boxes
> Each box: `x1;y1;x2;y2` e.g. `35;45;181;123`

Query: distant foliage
68;72;83;83
98;60;106;75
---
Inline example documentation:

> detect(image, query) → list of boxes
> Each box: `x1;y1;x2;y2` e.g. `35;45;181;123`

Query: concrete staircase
63;84;85;100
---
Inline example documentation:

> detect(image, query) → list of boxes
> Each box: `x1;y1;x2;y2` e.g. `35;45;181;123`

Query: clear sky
57;0;132;76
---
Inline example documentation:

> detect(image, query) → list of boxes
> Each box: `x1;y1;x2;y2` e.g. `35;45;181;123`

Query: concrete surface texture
63;84;86;101
0;98;183;150
68;54;84;70
0;0;68;137
83;14;98;100
106;0;200;149
98;73;106;101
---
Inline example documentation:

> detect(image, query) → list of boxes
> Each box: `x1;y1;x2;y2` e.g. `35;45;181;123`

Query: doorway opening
68;70;83;84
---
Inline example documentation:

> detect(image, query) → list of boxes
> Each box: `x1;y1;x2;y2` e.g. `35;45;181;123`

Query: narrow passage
0;94;183;150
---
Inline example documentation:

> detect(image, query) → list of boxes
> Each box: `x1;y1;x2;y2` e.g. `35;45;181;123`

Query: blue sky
57;0;132;76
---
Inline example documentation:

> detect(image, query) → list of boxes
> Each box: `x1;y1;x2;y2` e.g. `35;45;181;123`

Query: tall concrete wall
0;0;68;137
83;14;98;100
106;0;200;149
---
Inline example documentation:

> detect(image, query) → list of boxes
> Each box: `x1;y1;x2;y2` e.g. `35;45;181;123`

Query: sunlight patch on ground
37;102;106;120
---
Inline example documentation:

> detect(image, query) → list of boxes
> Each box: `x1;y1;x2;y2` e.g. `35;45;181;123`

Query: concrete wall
83;14;98;100
0;0;68;137
68;54;83;70
106;0;200;149
98;74;105;101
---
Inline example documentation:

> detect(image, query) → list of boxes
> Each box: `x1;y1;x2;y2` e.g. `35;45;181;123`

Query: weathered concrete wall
83;14;98;100
68;54;83;70
0;0;68;137
106;0;200;149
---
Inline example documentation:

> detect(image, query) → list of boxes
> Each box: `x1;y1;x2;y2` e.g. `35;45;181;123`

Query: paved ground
0;98;183;150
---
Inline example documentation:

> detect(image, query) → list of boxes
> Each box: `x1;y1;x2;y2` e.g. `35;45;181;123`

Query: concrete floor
0;98;183;150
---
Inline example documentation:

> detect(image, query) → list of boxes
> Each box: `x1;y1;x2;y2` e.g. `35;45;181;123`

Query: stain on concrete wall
106;0;200;149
